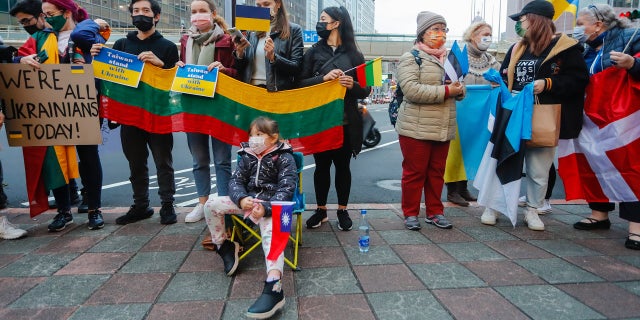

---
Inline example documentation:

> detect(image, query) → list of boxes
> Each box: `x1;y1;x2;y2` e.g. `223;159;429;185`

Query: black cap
509;0;555;21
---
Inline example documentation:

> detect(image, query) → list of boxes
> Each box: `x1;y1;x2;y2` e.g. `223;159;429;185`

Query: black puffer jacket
234;23;304;92
229;141;298;217
298;39;371;156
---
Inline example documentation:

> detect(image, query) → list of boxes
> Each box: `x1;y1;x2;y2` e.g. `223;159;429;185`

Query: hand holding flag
267;201;295;261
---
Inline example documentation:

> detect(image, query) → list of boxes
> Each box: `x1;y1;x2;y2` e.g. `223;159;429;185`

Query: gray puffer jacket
229;141;298;217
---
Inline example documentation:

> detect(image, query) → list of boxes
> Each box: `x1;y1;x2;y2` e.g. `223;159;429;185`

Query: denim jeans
186;132;232;197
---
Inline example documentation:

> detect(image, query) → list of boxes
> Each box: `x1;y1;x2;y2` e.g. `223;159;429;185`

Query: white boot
524;207;545;231
480;208;499;225
0;216;27;240
185;203;205;223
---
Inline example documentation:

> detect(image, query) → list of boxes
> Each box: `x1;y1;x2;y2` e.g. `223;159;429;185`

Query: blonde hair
463;21;492;43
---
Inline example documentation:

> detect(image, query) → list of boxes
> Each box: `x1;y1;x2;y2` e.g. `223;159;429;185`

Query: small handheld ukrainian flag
549;0;579;21
235;5;270;32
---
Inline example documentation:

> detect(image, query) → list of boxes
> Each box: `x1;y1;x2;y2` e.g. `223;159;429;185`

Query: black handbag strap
315;52;344;76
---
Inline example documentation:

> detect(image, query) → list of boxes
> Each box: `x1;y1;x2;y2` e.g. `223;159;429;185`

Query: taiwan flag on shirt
266;201;295;261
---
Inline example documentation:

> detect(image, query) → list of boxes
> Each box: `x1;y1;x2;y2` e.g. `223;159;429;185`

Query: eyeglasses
17;16;36;26
43;10;63;18
588;4;604;22
427;27;449;33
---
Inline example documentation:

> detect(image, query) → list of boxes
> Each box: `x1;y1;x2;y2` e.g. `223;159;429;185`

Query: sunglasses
588;4;604;22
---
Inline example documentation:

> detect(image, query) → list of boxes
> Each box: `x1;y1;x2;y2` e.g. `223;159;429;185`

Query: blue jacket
229;141;298;217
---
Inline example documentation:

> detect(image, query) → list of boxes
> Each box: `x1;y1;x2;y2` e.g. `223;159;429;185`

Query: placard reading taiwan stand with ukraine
170;64;219;97
92;47;144;88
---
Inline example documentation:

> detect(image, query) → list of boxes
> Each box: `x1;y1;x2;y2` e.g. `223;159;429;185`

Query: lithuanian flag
100;63;347;155
23;30;79;217
356;57;382;87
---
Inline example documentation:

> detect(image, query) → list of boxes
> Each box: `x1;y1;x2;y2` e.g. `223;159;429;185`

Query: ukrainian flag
235;5;270;32
549;0;579;21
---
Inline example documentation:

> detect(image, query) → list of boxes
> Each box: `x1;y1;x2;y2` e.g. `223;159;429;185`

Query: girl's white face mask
249;136;267;154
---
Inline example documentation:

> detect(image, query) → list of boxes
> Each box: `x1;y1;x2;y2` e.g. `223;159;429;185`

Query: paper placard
92;47;144;87
0;64;101;146
170;65;219;97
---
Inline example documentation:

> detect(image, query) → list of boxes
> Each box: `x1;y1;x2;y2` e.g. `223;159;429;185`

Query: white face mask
248;136;267;154
477;36;492;51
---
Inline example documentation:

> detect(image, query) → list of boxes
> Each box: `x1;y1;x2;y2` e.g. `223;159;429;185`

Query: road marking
22;133;400;207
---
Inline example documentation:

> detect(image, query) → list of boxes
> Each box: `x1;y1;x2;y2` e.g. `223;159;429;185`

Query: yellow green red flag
356;57;382;87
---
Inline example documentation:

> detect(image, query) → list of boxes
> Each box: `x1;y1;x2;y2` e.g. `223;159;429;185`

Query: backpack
388;49;422;126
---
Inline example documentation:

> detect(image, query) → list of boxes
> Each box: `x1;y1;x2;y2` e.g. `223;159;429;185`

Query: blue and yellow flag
549;0;579;20
235;5;270;32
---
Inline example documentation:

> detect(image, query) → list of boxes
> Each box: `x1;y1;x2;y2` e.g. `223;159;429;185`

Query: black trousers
76;145;103;210
589;201;640;223
313;125;352;207
120;125;175;208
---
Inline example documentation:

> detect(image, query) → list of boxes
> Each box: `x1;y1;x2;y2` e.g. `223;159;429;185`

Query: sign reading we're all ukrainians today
0;64;101;146
170;64;219;97
92;47;144;87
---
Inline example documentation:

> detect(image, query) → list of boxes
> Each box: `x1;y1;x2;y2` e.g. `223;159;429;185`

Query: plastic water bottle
358;209;370;252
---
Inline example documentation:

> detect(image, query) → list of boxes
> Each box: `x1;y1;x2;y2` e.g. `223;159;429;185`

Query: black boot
446;182;469;207
216;239;239;276
246;279;285;319
458;181;477;202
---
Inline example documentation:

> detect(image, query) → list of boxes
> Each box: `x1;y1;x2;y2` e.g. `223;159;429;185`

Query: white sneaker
480;208;499;225
537;199;552;215
185;203;205;223
524;207;545;231
518;196;526;207
0;216;27;240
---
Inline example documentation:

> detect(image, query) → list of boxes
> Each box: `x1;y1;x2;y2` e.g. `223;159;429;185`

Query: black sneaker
306;208;328;229
246;279;285;319
77;189;88;214
115;205;154;225
48;211;73;232
216;239;239;276
425;214;453;229
87;210;104;230
336;209;352;231
159;203;177;225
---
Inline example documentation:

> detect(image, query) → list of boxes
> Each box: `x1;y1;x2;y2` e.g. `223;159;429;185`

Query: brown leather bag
526;96;561;148
201;233;216;251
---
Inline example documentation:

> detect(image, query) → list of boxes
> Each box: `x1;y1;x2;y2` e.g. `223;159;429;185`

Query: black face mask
315;22;332;39
132;15;154;32
23;24;41;35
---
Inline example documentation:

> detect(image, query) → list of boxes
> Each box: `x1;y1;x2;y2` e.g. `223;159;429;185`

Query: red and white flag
558;66;640;202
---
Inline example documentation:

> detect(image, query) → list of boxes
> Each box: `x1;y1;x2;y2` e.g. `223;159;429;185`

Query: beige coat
395;46;465;142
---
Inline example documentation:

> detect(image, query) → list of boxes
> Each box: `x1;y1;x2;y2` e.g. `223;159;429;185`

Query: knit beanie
416;11;447;37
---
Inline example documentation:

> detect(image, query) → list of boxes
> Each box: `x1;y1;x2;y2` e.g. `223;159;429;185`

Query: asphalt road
0;103;565;209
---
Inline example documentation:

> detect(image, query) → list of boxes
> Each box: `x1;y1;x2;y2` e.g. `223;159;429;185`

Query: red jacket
179;33;237;79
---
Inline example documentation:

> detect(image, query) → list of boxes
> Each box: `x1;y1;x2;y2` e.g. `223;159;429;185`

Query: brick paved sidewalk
1;203;640;319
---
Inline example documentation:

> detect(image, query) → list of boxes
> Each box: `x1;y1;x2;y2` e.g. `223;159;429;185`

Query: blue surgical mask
572;25;588;44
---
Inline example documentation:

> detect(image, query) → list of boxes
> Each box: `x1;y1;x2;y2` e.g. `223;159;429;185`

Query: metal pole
225;0;236;27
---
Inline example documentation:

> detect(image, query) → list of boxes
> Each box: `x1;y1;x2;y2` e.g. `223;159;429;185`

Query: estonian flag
444;40;468;82
473;69;533;226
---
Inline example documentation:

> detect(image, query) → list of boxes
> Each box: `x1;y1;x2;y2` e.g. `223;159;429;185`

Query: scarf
417;42;446;63
184;24;224;65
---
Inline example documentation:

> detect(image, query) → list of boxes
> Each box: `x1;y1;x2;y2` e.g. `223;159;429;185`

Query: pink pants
399;135;450;218
203;196;284;274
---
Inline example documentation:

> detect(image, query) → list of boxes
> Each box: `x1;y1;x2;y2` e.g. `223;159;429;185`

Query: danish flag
558;66;640;202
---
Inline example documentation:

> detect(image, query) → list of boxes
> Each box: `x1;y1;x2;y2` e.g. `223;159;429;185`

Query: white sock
266;275;280;282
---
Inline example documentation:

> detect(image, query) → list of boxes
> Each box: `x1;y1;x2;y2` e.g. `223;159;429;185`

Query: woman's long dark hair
323;6;358;53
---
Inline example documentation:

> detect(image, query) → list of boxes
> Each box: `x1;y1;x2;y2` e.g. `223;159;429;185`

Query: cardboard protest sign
170;65;219;97
92;47;144;87
0;64;101;146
